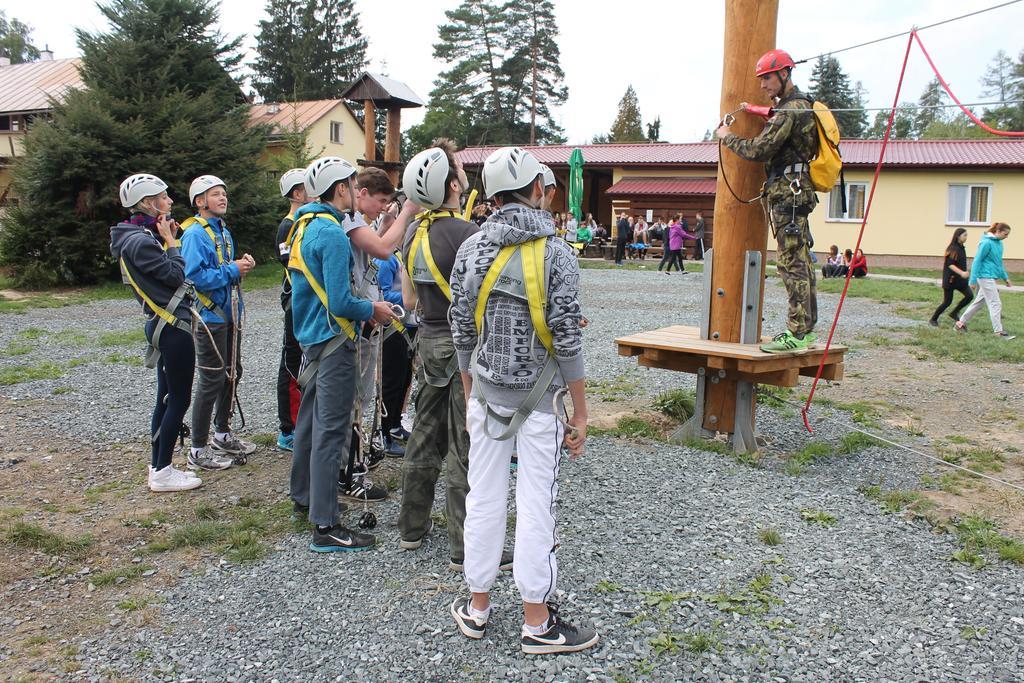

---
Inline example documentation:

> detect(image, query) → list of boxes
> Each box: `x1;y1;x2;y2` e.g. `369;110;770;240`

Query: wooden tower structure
341;72;425;185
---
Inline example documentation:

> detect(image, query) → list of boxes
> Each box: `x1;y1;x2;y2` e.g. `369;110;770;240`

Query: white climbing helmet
304;157;356;198
279;168;307;197
482;147;543;199
119;174;168;209
403;148;449;210
188;175;226;206
540;164;556;189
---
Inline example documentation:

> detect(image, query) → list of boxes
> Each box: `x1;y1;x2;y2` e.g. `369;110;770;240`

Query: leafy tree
405;0;567;150
251;0;367;102
866;103;915;139
808;55;865;139
0;0;278;287
0;10;39;63
609;85;644;142
913;77;948;138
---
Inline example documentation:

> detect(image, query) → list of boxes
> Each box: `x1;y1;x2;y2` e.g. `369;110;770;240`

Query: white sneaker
188;446;234;471
149;464;203;492
149;465;201;481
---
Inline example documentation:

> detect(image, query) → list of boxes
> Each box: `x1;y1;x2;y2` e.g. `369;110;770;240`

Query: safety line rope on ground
794;0;1022;64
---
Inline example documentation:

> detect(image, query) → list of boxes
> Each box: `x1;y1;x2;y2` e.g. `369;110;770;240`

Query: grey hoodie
450;203;584;414
110;221;192;322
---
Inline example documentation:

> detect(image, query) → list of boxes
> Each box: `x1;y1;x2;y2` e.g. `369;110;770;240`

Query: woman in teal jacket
956;222;1014;339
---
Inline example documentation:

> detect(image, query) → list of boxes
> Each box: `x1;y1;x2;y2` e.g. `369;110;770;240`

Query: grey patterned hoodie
450;203;584;414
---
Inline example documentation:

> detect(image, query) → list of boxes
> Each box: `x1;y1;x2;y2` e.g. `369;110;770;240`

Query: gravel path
4;268;1022;681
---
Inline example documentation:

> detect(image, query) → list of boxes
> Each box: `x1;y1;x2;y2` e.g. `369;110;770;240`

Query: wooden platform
615;325;846;388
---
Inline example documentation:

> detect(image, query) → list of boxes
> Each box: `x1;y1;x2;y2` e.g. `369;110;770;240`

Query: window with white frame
330;121;343;144
946;184;991;225
827;182;866;221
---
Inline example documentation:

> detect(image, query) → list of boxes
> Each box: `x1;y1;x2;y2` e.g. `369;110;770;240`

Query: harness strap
287;211;359;344
119;255;192;369
181;215;234;321
296;334;347;388
408;209;460;301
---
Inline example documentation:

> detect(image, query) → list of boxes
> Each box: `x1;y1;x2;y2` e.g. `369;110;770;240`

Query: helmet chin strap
346;181;357;220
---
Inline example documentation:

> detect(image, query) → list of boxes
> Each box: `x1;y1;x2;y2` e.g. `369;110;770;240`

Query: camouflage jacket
723;87;819;209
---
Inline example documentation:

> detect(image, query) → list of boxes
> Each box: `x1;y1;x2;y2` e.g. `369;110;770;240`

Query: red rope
912;31;1024;137
800;32;916;433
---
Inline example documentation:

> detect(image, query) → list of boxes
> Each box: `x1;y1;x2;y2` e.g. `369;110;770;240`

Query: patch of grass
90;564;150;587
5;521;94;557
649;631;681;656
430;510;449;529
24;634;49;645
594;579;622;594
960;625;989;641
242;262;286;290
97;328;147;346
145;500;295;562
652;389;695;423
860;485;935;515
192;502;220;521
615;416;661;439
0;280;133;315
104;352;143;367
4;340;35;356
223;529;267;563
951;548;987;570
18;327;47;340
757;385;795;410
678;436;734;456
758;527;783;546
642;590;694;612
800;508;837;527
953;514;1024;567
783;440;832;476
682;629;721;655
84;480;129;503
586;375;641;402
52;329;89;345
704;573;781;616
838;431;882;455
0;361;64;385
52;386;73;395
117;596;153;612
249;433;278;448
0;506;27;521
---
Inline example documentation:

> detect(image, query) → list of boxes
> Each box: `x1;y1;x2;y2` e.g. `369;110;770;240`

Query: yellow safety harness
471;237;558;440
407;209;461;301
280;210;297;288
180;216;231;321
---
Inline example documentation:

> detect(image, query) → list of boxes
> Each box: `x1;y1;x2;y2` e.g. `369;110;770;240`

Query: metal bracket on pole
699;248;713;341
733;249;764;453
671;367;716;443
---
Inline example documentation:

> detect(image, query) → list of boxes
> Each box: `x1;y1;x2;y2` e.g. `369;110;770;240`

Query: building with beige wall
458;140;1024;268
249;100;365;177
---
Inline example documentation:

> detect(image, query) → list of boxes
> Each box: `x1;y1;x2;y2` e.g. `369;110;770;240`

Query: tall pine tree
251;0;368;102
608;85;644;142
914;78;948;138
808;56;865;138
0;10;39;63
405;0;567;150
980;48;1024;133
0;0;278;286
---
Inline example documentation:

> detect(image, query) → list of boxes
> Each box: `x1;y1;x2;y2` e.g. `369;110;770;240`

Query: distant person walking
614;213;629;265
693;211;706;261
662;216;689;274
929;228;972;327
956;222;1015;339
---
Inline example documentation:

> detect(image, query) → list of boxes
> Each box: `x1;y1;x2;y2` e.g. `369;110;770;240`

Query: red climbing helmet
755;49;795;77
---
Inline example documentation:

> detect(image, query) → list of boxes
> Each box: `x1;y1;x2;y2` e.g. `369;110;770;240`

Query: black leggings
666;249;685;272
276;304;302;434
931;282;973;322
381;327;416;431
146;320;195;470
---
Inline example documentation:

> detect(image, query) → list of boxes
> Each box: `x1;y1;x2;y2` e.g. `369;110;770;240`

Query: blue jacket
180;215;242;324
969;233;1008;285
374;255;404;308
290;202;374;347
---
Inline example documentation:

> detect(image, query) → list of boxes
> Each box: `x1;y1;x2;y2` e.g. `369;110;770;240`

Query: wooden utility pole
702;0;779;436
363;99;376;162
384;108;402;186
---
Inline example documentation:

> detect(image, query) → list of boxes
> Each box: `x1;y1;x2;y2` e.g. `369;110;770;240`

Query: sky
5;0;1022;143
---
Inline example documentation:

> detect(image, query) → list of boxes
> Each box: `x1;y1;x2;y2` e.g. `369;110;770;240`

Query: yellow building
458;140;1024;269
0;55;84;210
248;99;365;175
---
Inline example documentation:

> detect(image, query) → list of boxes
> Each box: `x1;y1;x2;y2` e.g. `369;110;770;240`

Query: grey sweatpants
290;337;358;527
191;322;242;447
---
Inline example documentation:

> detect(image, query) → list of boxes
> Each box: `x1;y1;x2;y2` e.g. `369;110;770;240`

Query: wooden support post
702;0;779;435
363;99;376;162
385;107;402;186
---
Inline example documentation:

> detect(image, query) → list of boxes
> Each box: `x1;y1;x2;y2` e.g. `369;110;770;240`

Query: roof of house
248;99;363;137
341;72;425;108
457;139;1024;169
607;177;718;196
0;58;84;115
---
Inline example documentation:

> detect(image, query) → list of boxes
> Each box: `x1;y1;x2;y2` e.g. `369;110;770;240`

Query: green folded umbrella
568;148;585;222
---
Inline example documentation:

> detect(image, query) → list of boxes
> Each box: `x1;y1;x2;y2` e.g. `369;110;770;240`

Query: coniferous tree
0;10;39;63
0;0;278;286
980;48;1024;133
609;85;645;142
980;49;1015;101
808;56;865;138
405;0;568;150
646;116;662;142
251;0;367;102
913;77;948;138
866;103;915;139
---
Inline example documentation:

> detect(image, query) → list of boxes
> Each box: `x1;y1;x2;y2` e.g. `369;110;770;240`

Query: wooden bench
615;325;846;388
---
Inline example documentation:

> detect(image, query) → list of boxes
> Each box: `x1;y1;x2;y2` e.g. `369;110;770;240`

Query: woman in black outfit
930;228;973;327
111;174;201;492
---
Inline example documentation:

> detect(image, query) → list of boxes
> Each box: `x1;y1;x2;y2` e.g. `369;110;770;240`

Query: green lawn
817;276;1023;364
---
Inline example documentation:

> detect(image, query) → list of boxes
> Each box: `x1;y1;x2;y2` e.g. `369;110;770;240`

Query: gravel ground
5;268;1022;681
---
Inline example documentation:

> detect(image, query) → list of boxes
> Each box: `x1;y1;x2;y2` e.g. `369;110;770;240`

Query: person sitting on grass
850;249;868;278
821;245;843;278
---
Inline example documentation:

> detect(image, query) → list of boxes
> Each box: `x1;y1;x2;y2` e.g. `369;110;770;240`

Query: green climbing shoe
802;332;818;347
760;330;809;354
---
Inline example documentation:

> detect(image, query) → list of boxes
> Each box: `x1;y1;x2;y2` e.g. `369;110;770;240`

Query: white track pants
463;399;565;604
959;278;1003;333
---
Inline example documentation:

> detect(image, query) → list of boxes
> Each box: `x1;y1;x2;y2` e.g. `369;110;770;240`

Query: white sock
215;431;231;441
190;446;203;456
469;603;490;621
523;618;550;635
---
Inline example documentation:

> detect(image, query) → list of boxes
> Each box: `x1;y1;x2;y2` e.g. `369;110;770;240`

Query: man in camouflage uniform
717;48;819;353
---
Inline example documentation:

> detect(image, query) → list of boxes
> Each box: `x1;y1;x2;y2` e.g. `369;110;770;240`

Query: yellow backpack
808;101;843;194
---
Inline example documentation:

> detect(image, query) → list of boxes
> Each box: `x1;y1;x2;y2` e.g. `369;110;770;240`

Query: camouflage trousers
397;334;470;558
772;209;818;338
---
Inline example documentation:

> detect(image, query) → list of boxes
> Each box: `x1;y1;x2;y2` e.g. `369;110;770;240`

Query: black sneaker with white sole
309;524;375;552
450;596;488;639
521;605;599;655
339;475;389;502
450;549;513;573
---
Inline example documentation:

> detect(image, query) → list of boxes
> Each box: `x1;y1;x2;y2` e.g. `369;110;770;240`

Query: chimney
0;57;11;67
267;103;280;115
39;45;54;61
